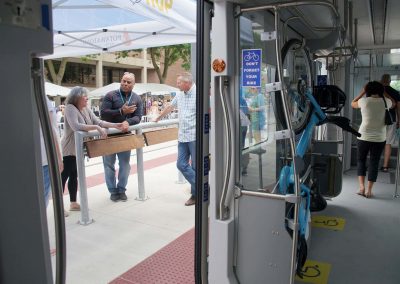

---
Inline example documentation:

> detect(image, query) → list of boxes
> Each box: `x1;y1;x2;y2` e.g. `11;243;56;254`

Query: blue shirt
100;88;143;125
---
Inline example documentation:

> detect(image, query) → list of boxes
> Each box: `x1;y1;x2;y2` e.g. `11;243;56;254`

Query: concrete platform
46;140;195;284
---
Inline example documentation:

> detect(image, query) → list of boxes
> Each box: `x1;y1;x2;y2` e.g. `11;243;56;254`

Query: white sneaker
64;210;69;217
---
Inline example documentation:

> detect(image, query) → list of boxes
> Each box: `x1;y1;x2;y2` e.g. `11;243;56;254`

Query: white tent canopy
89;83;179;97
45;0;196;59
45;82;71;97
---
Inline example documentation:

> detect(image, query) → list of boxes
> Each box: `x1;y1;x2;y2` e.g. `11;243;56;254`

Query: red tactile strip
86;153;178;188
60;153;177;195
109;228;195;284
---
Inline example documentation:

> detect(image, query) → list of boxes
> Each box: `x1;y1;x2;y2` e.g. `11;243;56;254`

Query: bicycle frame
278;88;327;236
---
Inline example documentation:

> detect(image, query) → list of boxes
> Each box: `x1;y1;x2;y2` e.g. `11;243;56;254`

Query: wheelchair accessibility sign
242;49;262;87
295;260;331;284
311;215;346;231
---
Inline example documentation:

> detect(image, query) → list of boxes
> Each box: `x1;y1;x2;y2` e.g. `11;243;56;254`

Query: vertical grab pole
394;139;400;198
32;58;67;284
274;7;300;284
75;132;93;225
218;76;234;220
135;128;147;201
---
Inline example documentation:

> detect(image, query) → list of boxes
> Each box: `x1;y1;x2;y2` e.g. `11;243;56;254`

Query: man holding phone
100;72;143;201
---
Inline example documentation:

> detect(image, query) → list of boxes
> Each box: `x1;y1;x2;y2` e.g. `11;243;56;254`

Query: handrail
241;190;287;201
241;0;339;19
75;119;179;225
32;58;66;284
273;9;301;284
394;139;400;198
76;119;179;139
240;0;340;42
217;76;233;220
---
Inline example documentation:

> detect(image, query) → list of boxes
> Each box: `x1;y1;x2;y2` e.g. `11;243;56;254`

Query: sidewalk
46;140;195;284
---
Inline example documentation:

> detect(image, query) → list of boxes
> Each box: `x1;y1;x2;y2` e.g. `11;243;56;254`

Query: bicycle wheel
274;38;313;134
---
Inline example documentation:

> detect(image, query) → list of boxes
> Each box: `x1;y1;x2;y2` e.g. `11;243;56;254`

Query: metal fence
74;119;179;225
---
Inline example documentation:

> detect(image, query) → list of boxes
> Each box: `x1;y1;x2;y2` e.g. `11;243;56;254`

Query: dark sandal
381;167;389;172
365;192;373;198
356;191;365;197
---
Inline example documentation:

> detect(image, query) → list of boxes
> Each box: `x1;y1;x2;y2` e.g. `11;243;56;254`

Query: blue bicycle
275;38;361;276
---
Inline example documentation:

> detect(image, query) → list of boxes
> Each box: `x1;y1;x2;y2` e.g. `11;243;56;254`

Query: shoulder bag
382;97;394;125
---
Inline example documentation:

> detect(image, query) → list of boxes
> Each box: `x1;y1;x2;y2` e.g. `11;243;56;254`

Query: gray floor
47;137;400;283
301;169;400;284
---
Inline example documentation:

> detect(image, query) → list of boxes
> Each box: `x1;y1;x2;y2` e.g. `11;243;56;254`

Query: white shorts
386;124;397;145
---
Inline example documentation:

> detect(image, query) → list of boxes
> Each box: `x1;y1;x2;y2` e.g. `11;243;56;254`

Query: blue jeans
103;151;131;194
177;141;196;197
42;165;51;207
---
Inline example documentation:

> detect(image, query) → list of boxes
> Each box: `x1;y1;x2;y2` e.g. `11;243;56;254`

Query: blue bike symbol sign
242;49;262;87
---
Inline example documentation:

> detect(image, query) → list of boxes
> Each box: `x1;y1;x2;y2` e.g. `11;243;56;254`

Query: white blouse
357;96;392;142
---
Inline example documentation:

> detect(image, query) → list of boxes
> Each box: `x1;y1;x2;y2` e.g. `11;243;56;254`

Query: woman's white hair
65;86;89;107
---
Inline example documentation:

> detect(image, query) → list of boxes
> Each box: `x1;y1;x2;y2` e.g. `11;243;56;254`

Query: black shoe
242;168;248;176
110;193;120;202
380;166;389;172
119;192;128;201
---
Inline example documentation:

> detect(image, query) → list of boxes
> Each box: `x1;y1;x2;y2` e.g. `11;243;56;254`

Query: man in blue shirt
100;72;143;201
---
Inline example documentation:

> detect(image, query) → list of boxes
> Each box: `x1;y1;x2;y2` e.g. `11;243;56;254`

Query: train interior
1;0;400;283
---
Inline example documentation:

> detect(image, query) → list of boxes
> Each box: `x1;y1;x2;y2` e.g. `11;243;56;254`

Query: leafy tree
46;58;68;85
116;44;191;83
45;43;191;85
149;44;191;83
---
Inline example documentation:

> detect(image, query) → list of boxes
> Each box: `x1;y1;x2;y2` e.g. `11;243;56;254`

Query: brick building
46;48;188;91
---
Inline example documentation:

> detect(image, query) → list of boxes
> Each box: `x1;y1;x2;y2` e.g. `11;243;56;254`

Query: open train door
203;1;341;283
194;1;213;283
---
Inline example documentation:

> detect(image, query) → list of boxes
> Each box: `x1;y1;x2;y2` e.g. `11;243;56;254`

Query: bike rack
237;2;340;283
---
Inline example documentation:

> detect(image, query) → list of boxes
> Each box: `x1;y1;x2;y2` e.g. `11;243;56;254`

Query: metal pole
75;131;94;225
394;139;400;198
258;153;263;189
176;171;187;184
32;58;67;284
135;128;148;201
274;8;299;284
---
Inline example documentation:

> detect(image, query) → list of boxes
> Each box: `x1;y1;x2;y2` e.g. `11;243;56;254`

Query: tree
149;44;191;83
116;44;191;84
46;58;68;85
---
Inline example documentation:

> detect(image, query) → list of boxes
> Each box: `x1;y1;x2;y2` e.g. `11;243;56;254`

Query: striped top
171;84;196;142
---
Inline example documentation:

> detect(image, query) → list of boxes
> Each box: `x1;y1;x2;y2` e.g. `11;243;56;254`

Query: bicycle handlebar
325;116;361;137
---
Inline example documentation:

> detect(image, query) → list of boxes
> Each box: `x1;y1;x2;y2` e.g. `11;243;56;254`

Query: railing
74;119;179;225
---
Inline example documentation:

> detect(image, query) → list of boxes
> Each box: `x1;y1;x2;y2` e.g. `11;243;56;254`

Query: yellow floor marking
311;215;345;231
295;260;331;284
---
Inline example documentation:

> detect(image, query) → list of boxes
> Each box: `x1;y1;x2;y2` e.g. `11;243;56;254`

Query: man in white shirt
154;73;197;206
